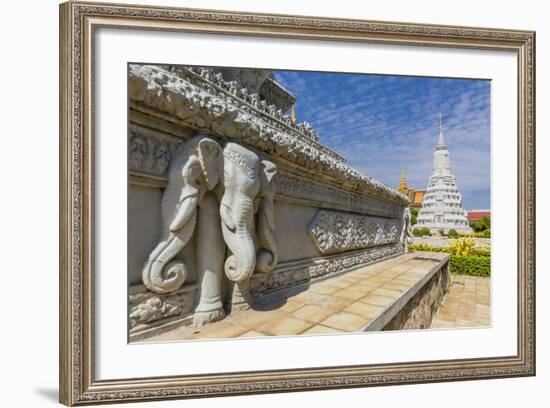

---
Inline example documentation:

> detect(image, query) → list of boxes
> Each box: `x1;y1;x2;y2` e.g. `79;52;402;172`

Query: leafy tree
470;216;491;232
409;206;419;225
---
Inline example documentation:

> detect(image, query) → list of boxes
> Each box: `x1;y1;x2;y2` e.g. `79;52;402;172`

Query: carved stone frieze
251;243;404;295
308;210;401;255
128;64;409;206
129;125;184;177
129;285;197;330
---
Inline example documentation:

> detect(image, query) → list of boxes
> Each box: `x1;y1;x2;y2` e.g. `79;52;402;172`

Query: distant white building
415;115;473;234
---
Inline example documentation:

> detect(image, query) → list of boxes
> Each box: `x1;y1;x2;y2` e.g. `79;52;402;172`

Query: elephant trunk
222;199;256;283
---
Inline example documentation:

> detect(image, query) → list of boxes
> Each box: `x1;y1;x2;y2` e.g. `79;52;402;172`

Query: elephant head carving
219;143;261;283
255;160;278;273
142;135;223;294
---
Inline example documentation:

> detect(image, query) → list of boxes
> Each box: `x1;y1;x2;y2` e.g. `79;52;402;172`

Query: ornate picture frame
59;1;535;405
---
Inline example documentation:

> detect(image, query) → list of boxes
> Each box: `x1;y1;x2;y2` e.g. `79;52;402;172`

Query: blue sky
273;71;491;210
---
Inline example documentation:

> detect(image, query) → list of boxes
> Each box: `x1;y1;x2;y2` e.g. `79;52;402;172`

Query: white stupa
415;114;472;234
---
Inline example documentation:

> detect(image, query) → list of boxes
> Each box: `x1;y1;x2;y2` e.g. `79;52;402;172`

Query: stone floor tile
427;275;491;330
435;311;457;322
339;275;363;283
292;290;327;304
326;279;355;289
474;318;491;326
239;330;271;337
380;282;410;292
455;318;481;328
431;319;455;328
400;271;426;280
193;322;251;339
353;271;379;280
279;298;307;312
476;304;491;314
309;284;343;295
310;294;351;311
333;288;368;301
476;297;491;306
359;293;395;307
342;301;384;319
365;276;394;285
291;304;336;323
257;316;314;336
231;309;287;330
320;312;370;332
388;264;414;272
370;287;402;299
302;324;345;335
348;281;381;292
392;276;418;285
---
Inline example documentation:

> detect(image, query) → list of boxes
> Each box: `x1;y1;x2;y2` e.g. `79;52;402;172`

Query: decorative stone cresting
308;210;401;255
129;64;409;206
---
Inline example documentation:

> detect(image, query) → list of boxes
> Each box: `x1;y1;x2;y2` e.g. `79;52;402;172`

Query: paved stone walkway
431;274;491;328
146;253;447;342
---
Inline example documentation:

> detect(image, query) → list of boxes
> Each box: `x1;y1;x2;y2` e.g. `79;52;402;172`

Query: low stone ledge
365;252;451;331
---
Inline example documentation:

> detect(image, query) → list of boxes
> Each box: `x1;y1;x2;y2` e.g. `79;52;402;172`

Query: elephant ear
260;160;277;191
197;138;223;191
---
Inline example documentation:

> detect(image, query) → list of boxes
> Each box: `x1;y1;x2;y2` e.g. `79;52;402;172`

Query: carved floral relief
309;210;401;255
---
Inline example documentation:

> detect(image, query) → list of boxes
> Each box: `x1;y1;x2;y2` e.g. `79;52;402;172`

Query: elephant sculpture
142;136;223;294
141;136;278;320
219;142;262;284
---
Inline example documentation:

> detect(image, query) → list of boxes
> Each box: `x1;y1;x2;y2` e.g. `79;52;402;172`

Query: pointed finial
398;169;409;194
291;104;297;124
437;112;446;147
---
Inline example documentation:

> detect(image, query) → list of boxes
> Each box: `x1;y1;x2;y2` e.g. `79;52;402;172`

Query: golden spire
397;169;409;195
290;104;297;124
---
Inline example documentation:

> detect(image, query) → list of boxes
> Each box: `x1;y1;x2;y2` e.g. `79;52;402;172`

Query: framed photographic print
59;1;535;405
